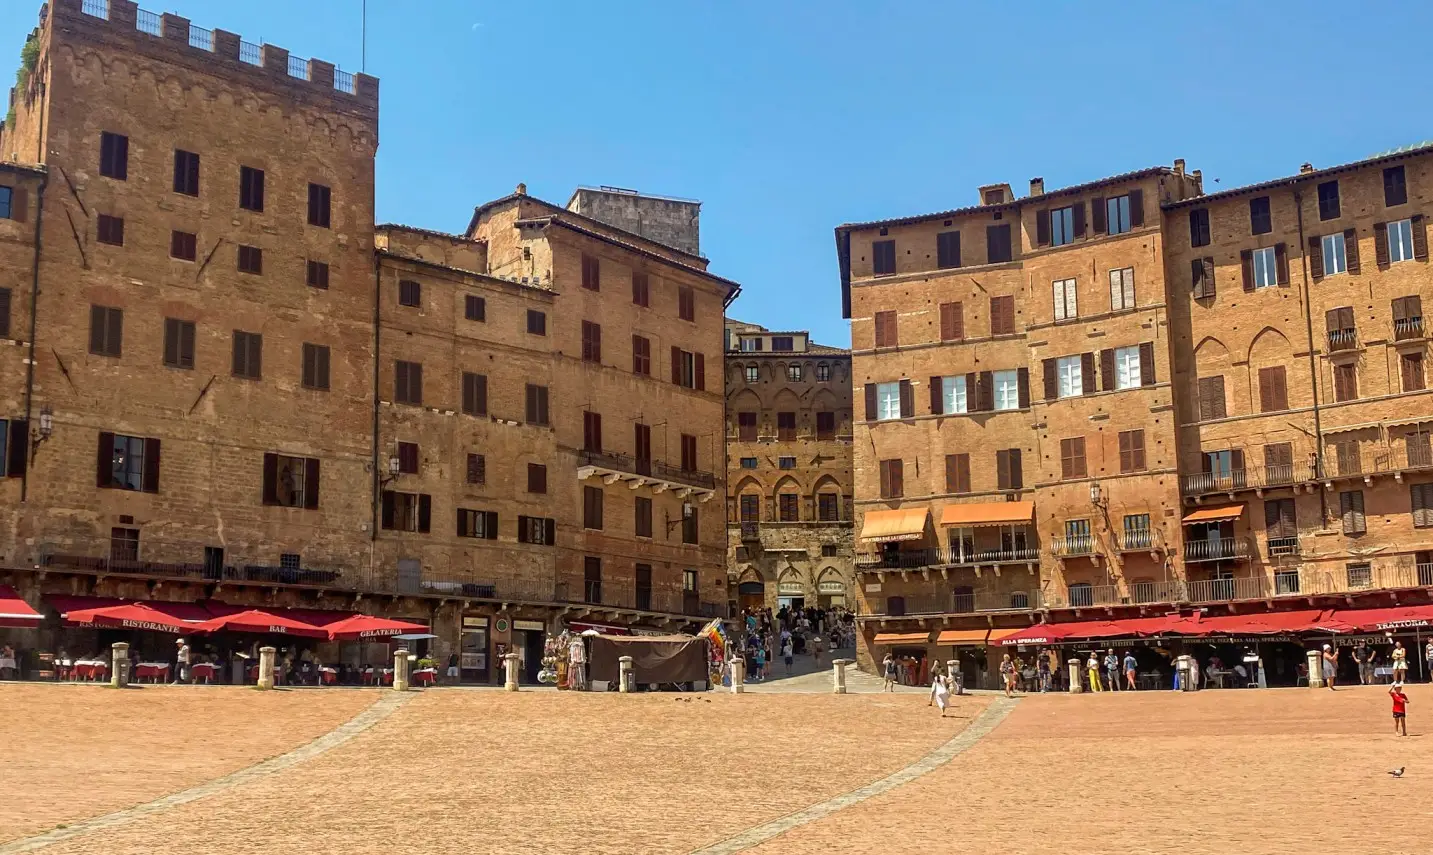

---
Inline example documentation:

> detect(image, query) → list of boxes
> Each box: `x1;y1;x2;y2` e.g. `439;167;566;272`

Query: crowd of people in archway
734;605;855;681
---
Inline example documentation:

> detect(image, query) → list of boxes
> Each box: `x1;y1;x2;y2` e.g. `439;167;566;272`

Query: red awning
0;585;42;628
325;614;429;641
47;596;211;625
191;609;328;638
1328;604;1433;633
203;602;355;627
46;594;127;619
1115;615;1199;636
65;603;190;633
1194;610;1331;635
999;619;1149;646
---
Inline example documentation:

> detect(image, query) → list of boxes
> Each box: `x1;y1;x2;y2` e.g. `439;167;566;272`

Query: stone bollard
618;655;633;693
110;642;130;688
1306;649;1324;689
947;659;962;695
257;646;276;690
503;652;521;692
393;648;410;691
1067;658;1083;693
730;657;746;693
832;658;853;694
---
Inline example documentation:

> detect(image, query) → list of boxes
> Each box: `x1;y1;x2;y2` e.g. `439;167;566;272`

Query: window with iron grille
110;527;139;562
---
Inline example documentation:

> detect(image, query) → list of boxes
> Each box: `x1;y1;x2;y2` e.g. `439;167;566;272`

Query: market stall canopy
1328;604;1433;633
586;633;708;684
325;614;430;641
936;629;989;645
859;508;929;542
1181;503;1246;524
939;500;1035;528
0;585;42;628
65;603;190;633
191;609;328;638
872;631;932;645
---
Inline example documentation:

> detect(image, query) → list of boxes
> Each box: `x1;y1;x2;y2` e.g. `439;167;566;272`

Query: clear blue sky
6;1;1433;347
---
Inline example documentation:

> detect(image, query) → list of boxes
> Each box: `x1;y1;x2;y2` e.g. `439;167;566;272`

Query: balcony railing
1184;537;1251;563
1181;462;1316;496
1129;579;1185;605
1051;535;1096;557
738;521;760;539
945;545;1041;566
856;589;1041;617
1044;584;1126;609
1327;328;1358;352
578;449;715;491
1185;575;1270;603
1267;535;1300;558
855;548;942;570
1395;316;1425;341
1392;443;1433;472
1116;528;1164;553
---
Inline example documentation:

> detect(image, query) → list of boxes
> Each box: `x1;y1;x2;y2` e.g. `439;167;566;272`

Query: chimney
1299;163;1314;175
515;182;527;195
1173;158;1186;175
1029;177;1045;197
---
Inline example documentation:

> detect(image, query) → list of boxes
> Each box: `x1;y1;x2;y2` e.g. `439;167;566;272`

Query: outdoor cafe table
135;662;171;683
413;667;437;686
191;662;218;683
72;659;109;681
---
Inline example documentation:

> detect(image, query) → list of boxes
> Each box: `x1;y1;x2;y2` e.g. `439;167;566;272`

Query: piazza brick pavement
3;681;1430;854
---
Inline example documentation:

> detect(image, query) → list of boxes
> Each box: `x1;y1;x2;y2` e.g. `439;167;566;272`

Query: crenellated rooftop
46;0;378;114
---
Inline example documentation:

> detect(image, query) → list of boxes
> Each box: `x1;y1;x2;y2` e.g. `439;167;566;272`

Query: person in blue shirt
1122;651;1138;690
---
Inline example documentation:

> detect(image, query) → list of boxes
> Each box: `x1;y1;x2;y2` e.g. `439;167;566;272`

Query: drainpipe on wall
19;172;48;503
1293;187;1327;521
370;250;381;546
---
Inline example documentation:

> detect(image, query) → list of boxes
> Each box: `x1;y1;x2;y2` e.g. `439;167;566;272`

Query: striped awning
872;631;932;645
940;500;1034;527
859;508;929;542
1182;503;1246;524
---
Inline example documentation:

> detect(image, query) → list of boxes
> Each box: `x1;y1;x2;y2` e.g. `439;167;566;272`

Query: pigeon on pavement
1389;767;1405;778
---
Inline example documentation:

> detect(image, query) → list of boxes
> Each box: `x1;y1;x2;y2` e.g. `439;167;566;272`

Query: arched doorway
816;567;847;609
777;569;806;611
736;566;766;612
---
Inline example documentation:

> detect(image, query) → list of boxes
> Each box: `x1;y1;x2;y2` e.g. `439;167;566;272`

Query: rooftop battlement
45;0;378;116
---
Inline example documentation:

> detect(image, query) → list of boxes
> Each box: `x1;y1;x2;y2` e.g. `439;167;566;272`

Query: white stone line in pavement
1;691;413;855
689;696;1019;855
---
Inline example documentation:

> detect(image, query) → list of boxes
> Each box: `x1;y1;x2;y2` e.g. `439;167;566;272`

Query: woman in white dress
933;673;952;717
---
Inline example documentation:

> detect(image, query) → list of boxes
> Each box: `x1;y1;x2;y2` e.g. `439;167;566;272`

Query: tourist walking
1086;651;1103;692
1425;639;1433;683
999;653;1017;697
782;636;794;675
1037;653;1051;693
1353;643;1369;685
173;637;191;685
932;673;952;717
812;633;823;667
1392;641;1409;684
1322;644;1338;690
0;644;16;680
882;653;897;692
1390;682;1409;736
1103;649;1120;693
1123;650;1138;691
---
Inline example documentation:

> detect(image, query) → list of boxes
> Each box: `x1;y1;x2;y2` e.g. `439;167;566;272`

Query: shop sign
818;581;845;594
462;616;489;628
864;583;882;593
513;620;546;632
460;653;486;670
1376;619;1430;630
1335;635;1388;647
494;618;510;633
778;582;804;595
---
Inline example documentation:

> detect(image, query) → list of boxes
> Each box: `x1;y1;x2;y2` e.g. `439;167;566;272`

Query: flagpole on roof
361;0;367;73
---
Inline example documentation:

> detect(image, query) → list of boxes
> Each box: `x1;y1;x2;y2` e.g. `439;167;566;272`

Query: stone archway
736;565;766;612
816;566;848;608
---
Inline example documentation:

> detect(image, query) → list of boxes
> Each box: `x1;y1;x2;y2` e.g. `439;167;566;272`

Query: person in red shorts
1390;682;1409;736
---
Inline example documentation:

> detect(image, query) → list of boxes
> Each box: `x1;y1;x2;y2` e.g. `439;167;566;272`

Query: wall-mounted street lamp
29;405;53;463
378;453;401;488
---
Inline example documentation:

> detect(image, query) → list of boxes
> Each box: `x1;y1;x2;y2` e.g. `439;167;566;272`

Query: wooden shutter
694;353;705;391
879;460;891;497
304;458;320;509
393;362;409;404
262;453;279;505
5;420;25;477
163;319;179;366
1139;342;1156;385
945;454;960;493
898;378;913;418
1240;249;1254;291
1374;221;1391;269
417;494;432;533
976;371;993;411
1415;215;1429;261
142;437;161;493
1307;236;1324;280
96;431;115;487
1100;349;1116;392
1128;190;1145;226
1081;352;1096;394
889;460;904;497
1072;202;1086;238
1042;358;1058;401
380;491;395;529
1017;367;1029;408
9;187;26;223
1118;431;1130;472
1129;430;1145;471
1091;197;1106;234
1258;366;1286;411
929;376;943;415
1412;484;1433;528
1198;376;1226;421
1334;363;1357;402
543;518;555;545
1193;257;1215;298
1007;448;1023;489
670;346;681;384
1036;209;1050;246
1340;490;1365;534
1274;243;1289;285
1401;353;1424;392
1344;228;1360;274
89;306;105;354
863;383;877;421
995;449;1010;490
939;302;963;340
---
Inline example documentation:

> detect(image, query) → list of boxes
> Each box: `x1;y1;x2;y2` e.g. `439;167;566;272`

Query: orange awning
936;629;989;645
859;508;930;542
940;500;1035;527
872;631;933;645
1182;503;1246;524
986;628;1024;645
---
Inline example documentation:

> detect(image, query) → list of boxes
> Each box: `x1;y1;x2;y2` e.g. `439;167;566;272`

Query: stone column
503;652;521;692
393;648;410;691
1067;658;1083;693
730;657;746;693
618;655;633;693
946;659;962;695
832;658;853;694
257;646;276;690
110;642;130;688
1306;649;1324;689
